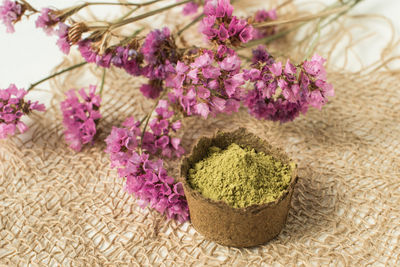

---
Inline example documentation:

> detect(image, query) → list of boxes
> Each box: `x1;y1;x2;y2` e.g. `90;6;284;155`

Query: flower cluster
78;40;143;76
35;8;59;35
78;27;179;99
33;8;74;55
105;116;141;168
244;46;334;122
124;152;189;222
0;84;45;139
199;0;253;45
252;9;277;40
106;101;184;161
105;115;188;222
0;0;23;33
167;46;244;118
60;85;102;151
143;100;184;158
141;27;179;80
56;23;71;54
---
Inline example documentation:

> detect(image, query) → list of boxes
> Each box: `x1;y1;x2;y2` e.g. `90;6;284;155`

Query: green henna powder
188;143;295;208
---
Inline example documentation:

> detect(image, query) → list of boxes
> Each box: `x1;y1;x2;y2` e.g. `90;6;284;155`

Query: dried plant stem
253;5;349;28
110;0;192;30
114;7;140;23
304;19;321;59
27;62;87;92
294;0;365;56
139;91;167;150
20;0;38;12
86;0;164;7
242;22;306;49
177;14;204;37
99;68;106;96
276;0;293;10
244;0;363;49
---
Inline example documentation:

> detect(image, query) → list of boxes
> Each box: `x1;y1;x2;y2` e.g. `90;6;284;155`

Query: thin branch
139;91;167;150
86;0;164;7
177;14;204;36
99;68;107;96
110;0;192;30
28;62;87;91
253;5;349;28
304;19;321;59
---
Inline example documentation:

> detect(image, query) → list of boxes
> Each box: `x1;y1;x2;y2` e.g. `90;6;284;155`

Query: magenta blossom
78;40;143;76
0;0;23;33
124;152;189;222
244;46;334;122
140;27;178;80
199;0;253;45
105;116;141;168
0;84;45;139
35;8;59;35
56;22;70;54
105;114;188;222
167;47;244;118
60;85;101;151
144;100;185;158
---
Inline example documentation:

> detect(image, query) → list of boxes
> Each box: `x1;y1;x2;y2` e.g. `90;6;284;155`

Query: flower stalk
28;62;87;91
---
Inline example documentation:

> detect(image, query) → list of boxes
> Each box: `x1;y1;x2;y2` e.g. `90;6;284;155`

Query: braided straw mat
1;6;400;267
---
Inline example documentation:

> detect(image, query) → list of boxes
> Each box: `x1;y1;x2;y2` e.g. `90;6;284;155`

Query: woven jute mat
1;66;399;266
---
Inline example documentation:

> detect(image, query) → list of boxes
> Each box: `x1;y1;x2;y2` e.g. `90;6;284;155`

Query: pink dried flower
0;0;23;33
35;8;59;35
104;115;189;222
144;100;185;158
244;47;334;122
0;84;45;139
123;152;189;222
105;116;141;168
167;48;243;118
56;22;71;54
200;0;253;45
141;27;178;80
60;85;101;151
78;40;143;75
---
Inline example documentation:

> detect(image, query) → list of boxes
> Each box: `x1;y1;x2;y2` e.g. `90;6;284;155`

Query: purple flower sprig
166;46;244;119
244;46;334;123
199;0;253;45
35;8;59;35
141;27;180;81
60;85;102;151
123;152;189;222
142;100;185;158
105;99;184;166
0;84;45;139
105;112;188;222
0;0;24;33
78;39;143;75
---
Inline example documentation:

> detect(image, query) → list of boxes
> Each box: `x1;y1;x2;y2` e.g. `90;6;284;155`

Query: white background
0;0;399;90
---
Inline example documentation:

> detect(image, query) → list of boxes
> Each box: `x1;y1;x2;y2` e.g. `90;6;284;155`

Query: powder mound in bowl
188;143;295;208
